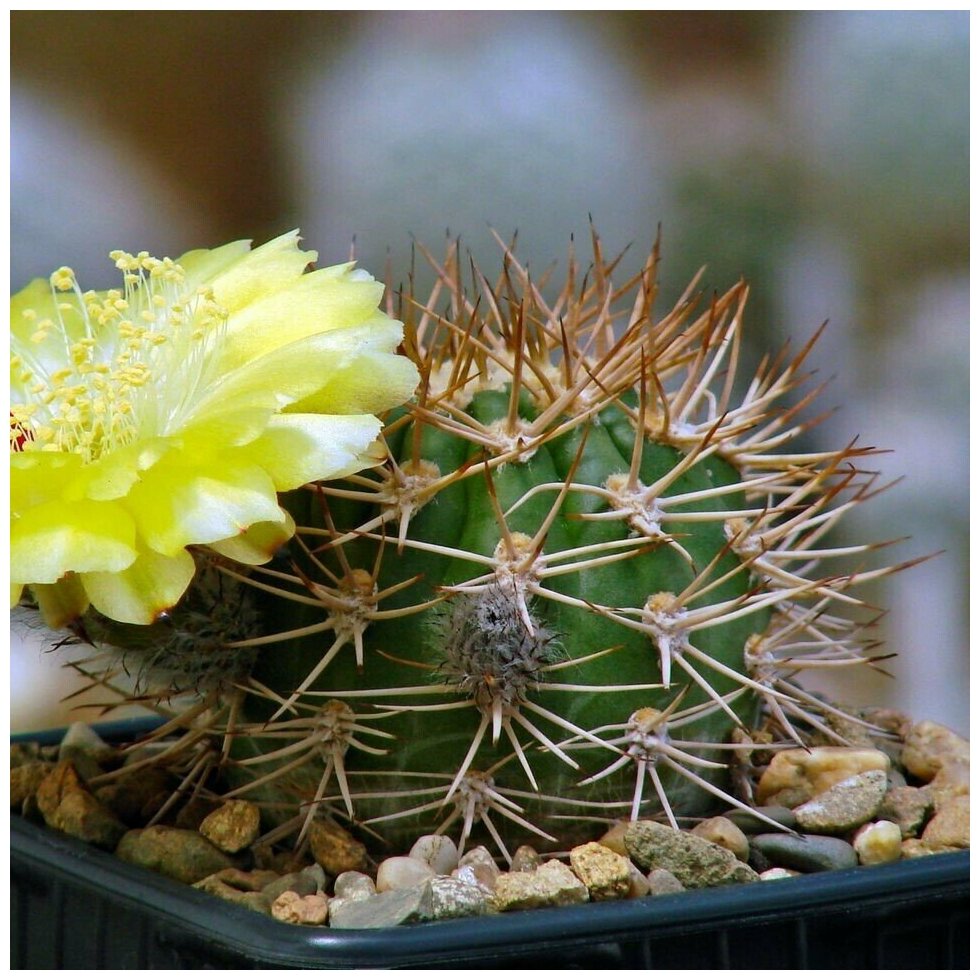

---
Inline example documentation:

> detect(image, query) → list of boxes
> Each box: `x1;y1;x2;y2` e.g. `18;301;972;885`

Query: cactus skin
223;232;900;858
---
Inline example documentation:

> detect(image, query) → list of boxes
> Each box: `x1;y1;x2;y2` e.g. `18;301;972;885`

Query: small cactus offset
54;230;909;861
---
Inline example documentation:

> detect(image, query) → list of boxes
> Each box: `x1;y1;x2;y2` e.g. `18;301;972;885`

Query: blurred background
10;11;968;735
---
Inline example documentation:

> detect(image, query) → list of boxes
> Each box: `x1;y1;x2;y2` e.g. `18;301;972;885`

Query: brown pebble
35;761;127;850
11;761;54;811
308;819;369;876
11;742;42;767
757;747;890;805
94;766;176;827
271;890;328;926
901;721;969;782
690;816;749;863
569;842;631;901
199;800;261;854
193;868;276;914
878;785;934;839
116;825;239;884
901;838;960;859
920;796;970;849
262;870;321;901
597;821;631;857
928;761;970;808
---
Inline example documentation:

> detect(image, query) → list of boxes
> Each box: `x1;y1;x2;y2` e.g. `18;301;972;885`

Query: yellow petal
246;413;385;490
62;437;171;503
187;321;409;425
30;575;91;629
175;238;252;288
207;230;317;316
81;547;196;625
216;268;388;371
209;511;296;564
11;499;138;584
11;452;84;512
125;456;282;556
290;348;421;416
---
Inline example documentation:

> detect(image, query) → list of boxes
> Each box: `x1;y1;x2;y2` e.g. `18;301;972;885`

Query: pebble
861;706;912;741
11;741;41;767
792;769;887;833
878;785;934;838
193;869;276;914
569;842;631;901
750;833;857;873
57;723;115;780
920;796;970;849
35;761;128;850
927;760;970;808
94;766;175;827
199;800;261;854
690;816;750;862
493;859;590;911
645;868;685;895
596;821;630;856
329;886;432;929
452;864;496;895
624;821;759;889
818;708;879;748
409;834;458;875
900;721;969;782
759;868;799;881
10;761;54;811
456;846;500;890
376;855;436;892
214;867;281;891
262;869;321;901
116;825;239;884
723;805;797;835
626;861;651;898
428;875;496;920
332;870;377;901
901;838;959;859
509;844;541;872
756;747;890;807
271;890;328;926
173;796;221;832
852;820;902;865
308;820;369;877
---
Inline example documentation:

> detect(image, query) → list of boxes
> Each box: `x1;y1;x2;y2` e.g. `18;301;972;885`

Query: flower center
10;251;226;462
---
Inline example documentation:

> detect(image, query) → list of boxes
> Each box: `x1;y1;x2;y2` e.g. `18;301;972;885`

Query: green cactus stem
206;230;907;858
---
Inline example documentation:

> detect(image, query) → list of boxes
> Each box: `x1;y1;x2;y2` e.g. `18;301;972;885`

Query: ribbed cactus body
248;380;771;850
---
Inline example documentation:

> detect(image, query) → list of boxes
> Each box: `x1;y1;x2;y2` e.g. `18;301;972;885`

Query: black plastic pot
11;721;970;969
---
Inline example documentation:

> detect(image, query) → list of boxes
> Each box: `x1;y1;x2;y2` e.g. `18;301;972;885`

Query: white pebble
760;868;799;881
409;834;459;875
853;820;903;865
456;846;500;888
375;855;436;892
332;870;376;901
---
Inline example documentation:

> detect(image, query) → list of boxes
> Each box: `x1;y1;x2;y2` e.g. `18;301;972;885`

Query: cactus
66;230;907;861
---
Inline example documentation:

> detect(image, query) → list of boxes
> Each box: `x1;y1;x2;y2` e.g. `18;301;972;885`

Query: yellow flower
10;231;419;626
